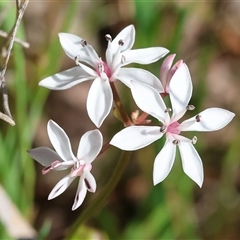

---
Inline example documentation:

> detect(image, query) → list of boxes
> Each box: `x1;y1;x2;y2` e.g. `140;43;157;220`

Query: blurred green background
0;1;239;239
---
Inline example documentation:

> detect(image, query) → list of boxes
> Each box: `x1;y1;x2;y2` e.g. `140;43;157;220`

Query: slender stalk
65;150;133;239
110;81;132;127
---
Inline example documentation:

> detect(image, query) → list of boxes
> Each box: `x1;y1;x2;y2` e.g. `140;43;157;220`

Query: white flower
110;64;235;187
39;25;169;127
28;120;103;210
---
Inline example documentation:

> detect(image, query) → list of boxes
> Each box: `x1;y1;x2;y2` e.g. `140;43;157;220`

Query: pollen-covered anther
160;125;167;133
121;55;126;64
186;105;195;111
164;108;172;113
196;114;201;122
84;178;91;190
80;39;87;47
118;39;124;46
172;139;180;145
75;55;80;65
192;136;197;144
105;34;112;42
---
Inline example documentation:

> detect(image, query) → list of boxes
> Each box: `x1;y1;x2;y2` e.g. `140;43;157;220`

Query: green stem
65;150;133;239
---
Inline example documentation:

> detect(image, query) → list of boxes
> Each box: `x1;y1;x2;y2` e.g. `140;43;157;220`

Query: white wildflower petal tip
160;54;176;87
130;81;169;123
87;77;113;128
181;108;235;132
72;177;87;211
178;142;203;187
110;126;162;151
77;129;103;163
27;147;62;167
122;47;169;66
169;63;192;119
48;173;75;200
47;120;75;161
39;67;94;90
118;68;164;93
153;140;176;186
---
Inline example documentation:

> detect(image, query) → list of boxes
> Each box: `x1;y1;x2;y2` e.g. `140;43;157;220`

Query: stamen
75;55;80;65
172;139;180;145
186;105;195;111
118;39;124;46
192;136;197;144
98;63;104;73
80;39;87;47
160;125;167;133
196;114;201;122
84;178;91;190
165;108;172;113
105;34;112;42
121;55;126;64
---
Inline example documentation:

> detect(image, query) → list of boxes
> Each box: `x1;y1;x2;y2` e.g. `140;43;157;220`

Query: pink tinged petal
58;33;99;68
180;108;235;132
122;47;169;66
118;68;164;93
160;54;176;88
28;147;62;166
169;63;192;120
112;25;135;53
77;130;103;164
47;120;75;161
39;67;94;90
48;173;75;200
153;140;176;186
110;126;163;151
86;77;113;128
72;177;87;211
83;168;96;192
130;81;170;123
178;142;203;187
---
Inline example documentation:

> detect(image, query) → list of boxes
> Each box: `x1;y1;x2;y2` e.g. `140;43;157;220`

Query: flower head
39;25;169;127
110;64;235;187
28;120;103;210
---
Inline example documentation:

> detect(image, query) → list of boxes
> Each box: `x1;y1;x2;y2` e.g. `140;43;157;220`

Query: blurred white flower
110;64;235;187
28;120;102;210
39;25;169;127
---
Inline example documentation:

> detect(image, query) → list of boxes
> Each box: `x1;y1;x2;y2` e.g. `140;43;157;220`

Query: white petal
118;68;164;93
178;142;203;187
77;130;103;164
110;126;162;150
130;81;169;123
83;169;96;193
86;77;113;128
112;25;135;53
39;67;94;90
122;47;169;66
59;33;99;67
169;63;192;119
47;120;75;161
180;108;235;132
153;140;176;185
27;147;62;166
72;177;87;210
48;173;75;200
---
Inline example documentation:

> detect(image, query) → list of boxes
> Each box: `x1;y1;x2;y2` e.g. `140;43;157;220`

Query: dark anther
118;39;124;46
196;114;201;122
84;178;91;190
160;125;167;133
105;34;112;42
192;136;197;144
173;139;180;145
186;105;195;111
80;39;87;47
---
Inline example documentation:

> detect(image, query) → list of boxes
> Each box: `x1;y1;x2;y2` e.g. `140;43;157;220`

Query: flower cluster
28;25;235;210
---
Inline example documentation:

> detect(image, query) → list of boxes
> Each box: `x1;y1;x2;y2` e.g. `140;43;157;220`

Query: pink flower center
97;61;112;78
167;121;180;134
